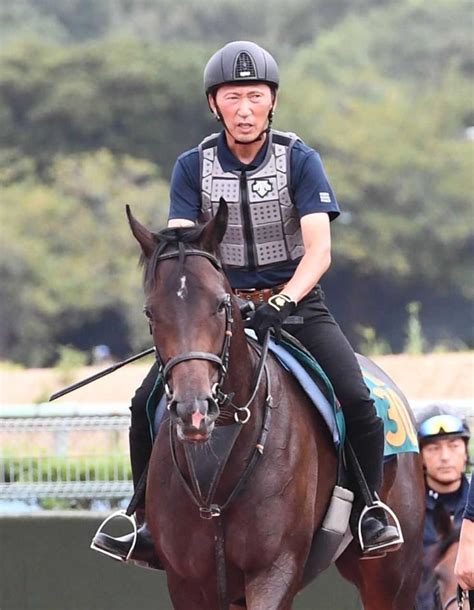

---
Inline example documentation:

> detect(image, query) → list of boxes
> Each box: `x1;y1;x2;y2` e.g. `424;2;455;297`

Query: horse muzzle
169;397;219;443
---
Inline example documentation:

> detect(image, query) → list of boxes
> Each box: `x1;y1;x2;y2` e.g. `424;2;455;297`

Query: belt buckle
236;288;256;302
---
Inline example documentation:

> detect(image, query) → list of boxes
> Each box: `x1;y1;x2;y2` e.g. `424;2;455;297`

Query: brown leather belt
233;283;286;304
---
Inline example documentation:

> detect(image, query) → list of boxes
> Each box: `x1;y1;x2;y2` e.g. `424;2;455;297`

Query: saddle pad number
364;371;419;455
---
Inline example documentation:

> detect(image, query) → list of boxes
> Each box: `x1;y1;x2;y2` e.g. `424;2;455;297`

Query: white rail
0;403;133;502
0;400;471;504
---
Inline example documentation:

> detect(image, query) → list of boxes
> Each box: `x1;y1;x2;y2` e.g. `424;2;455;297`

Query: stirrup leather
357;498;404;552
90;510;138;562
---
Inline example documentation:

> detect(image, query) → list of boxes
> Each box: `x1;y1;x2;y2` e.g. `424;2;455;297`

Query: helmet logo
235;52;257;80
251;179;272;198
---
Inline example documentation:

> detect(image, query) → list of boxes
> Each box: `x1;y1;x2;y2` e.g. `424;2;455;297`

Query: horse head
126;200;235;443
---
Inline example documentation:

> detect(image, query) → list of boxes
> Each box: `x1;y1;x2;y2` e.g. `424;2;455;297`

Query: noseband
149;245;234;407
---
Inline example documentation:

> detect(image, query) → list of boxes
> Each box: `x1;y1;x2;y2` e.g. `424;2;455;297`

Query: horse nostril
191;411;205;429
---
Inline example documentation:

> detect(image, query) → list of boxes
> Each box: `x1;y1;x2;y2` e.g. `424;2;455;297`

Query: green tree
0;39;213;177
277;5;473;298
0;150;169;365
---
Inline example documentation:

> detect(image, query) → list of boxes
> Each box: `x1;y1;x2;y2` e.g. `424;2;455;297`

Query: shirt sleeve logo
251;179;273;198
319;192;331;203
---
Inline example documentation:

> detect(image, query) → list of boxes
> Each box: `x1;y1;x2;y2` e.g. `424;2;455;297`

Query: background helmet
204;41;279;95
416;403;471;445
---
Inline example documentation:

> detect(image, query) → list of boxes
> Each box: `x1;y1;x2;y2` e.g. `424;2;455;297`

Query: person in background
415;403;471;610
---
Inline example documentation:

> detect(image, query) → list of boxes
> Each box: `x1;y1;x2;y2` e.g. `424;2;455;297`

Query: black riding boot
92;429;163;569
348;417;403;558
91;365;163;569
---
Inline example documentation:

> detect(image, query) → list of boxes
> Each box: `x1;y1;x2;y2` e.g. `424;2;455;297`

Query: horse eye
143;307;153;320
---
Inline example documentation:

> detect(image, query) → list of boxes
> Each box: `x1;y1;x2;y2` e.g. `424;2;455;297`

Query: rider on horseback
93;40;403;566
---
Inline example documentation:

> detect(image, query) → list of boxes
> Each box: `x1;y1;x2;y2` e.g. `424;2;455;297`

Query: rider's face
209;83;275;143
421;436;467;490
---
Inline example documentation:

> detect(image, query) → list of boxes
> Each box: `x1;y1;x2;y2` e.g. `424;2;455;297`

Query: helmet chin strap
214;104;274;146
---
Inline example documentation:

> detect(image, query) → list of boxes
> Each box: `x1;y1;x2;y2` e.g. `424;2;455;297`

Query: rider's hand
246;294;296;344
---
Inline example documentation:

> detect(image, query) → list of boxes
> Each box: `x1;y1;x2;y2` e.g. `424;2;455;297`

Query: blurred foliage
55;345;88;384
0;0;472;364
356;325;392;356
0;0;394;49
277;5;473;297
0;38;213;177
1;149;169;365
404;301;425;355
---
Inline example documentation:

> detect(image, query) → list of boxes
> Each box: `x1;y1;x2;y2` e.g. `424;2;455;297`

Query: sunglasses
419;414;465;438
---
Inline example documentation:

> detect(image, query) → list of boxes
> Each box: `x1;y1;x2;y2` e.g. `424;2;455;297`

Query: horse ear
433;500;453;539
200;198;228;253
126;205;156;259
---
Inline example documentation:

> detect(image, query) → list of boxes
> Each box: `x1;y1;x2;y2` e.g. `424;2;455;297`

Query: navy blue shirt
168;130;340;289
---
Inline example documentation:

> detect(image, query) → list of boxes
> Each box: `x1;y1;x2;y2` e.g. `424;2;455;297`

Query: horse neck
223;313;258;408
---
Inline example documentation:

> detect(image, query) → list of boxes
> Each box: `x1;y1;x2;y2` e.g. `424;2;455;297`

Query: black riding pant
288;287;385;493
129;285;385;495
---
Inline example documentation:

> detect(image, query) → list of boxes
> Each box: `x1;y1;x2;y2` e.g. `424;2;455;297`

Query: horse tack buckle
457;587;469;610
199;504;221;520
234;406;251;424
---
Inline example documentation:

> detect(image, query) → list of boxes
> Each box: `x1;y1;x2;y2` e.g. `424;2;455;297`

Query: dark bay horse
432;530;467;610
127;201;425;610
428;503;470;610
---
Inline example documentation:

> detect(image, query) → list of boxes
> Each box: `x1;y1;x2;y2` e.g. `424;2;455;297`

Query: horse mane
431;526;461;566
141;224;207;290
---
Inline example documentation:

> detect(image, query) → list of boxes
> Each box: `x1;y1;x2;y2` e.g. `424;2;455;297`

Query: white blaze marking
177;275;187;299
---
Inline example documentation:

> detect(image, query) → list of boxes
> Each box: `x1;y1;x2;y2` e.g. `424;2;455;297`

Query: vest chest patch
251;179;273;198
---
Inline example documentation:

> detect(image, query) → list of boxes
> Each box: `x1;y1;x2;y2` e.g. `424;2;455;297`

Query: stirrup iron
90;510;138;562
357;497;404;553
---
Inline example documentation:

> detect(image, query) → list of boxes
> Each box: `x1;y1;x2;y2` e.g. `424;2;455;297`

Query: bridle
148;245;232;398
148;243;269;424
148;242;274;610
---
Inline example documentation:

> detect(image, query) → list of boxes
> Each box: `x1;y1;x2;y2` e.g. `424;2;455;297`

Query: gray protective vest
199;130;305;270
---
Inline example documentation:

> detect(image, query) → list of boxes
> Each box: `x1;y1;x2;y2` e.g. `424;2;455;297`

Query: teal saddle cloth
148;332;419;457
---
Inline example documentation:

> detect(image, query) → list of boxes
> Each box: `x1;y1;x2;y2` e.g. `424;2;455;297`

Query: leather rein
150;244;274;610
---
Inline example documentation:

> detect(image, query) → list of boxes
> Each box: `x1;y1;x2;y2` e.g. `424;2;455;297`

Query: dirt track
1;352;473;406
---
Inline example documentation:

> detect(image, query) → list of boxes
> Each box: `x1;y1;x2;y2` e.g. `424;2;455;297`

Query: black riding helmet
204;40;280;96
204;41;279;145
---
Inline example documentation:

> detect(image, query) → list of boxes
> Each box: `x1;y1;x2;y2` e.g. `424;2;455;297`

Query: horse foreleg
166;570;212;610
243;554;302;610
